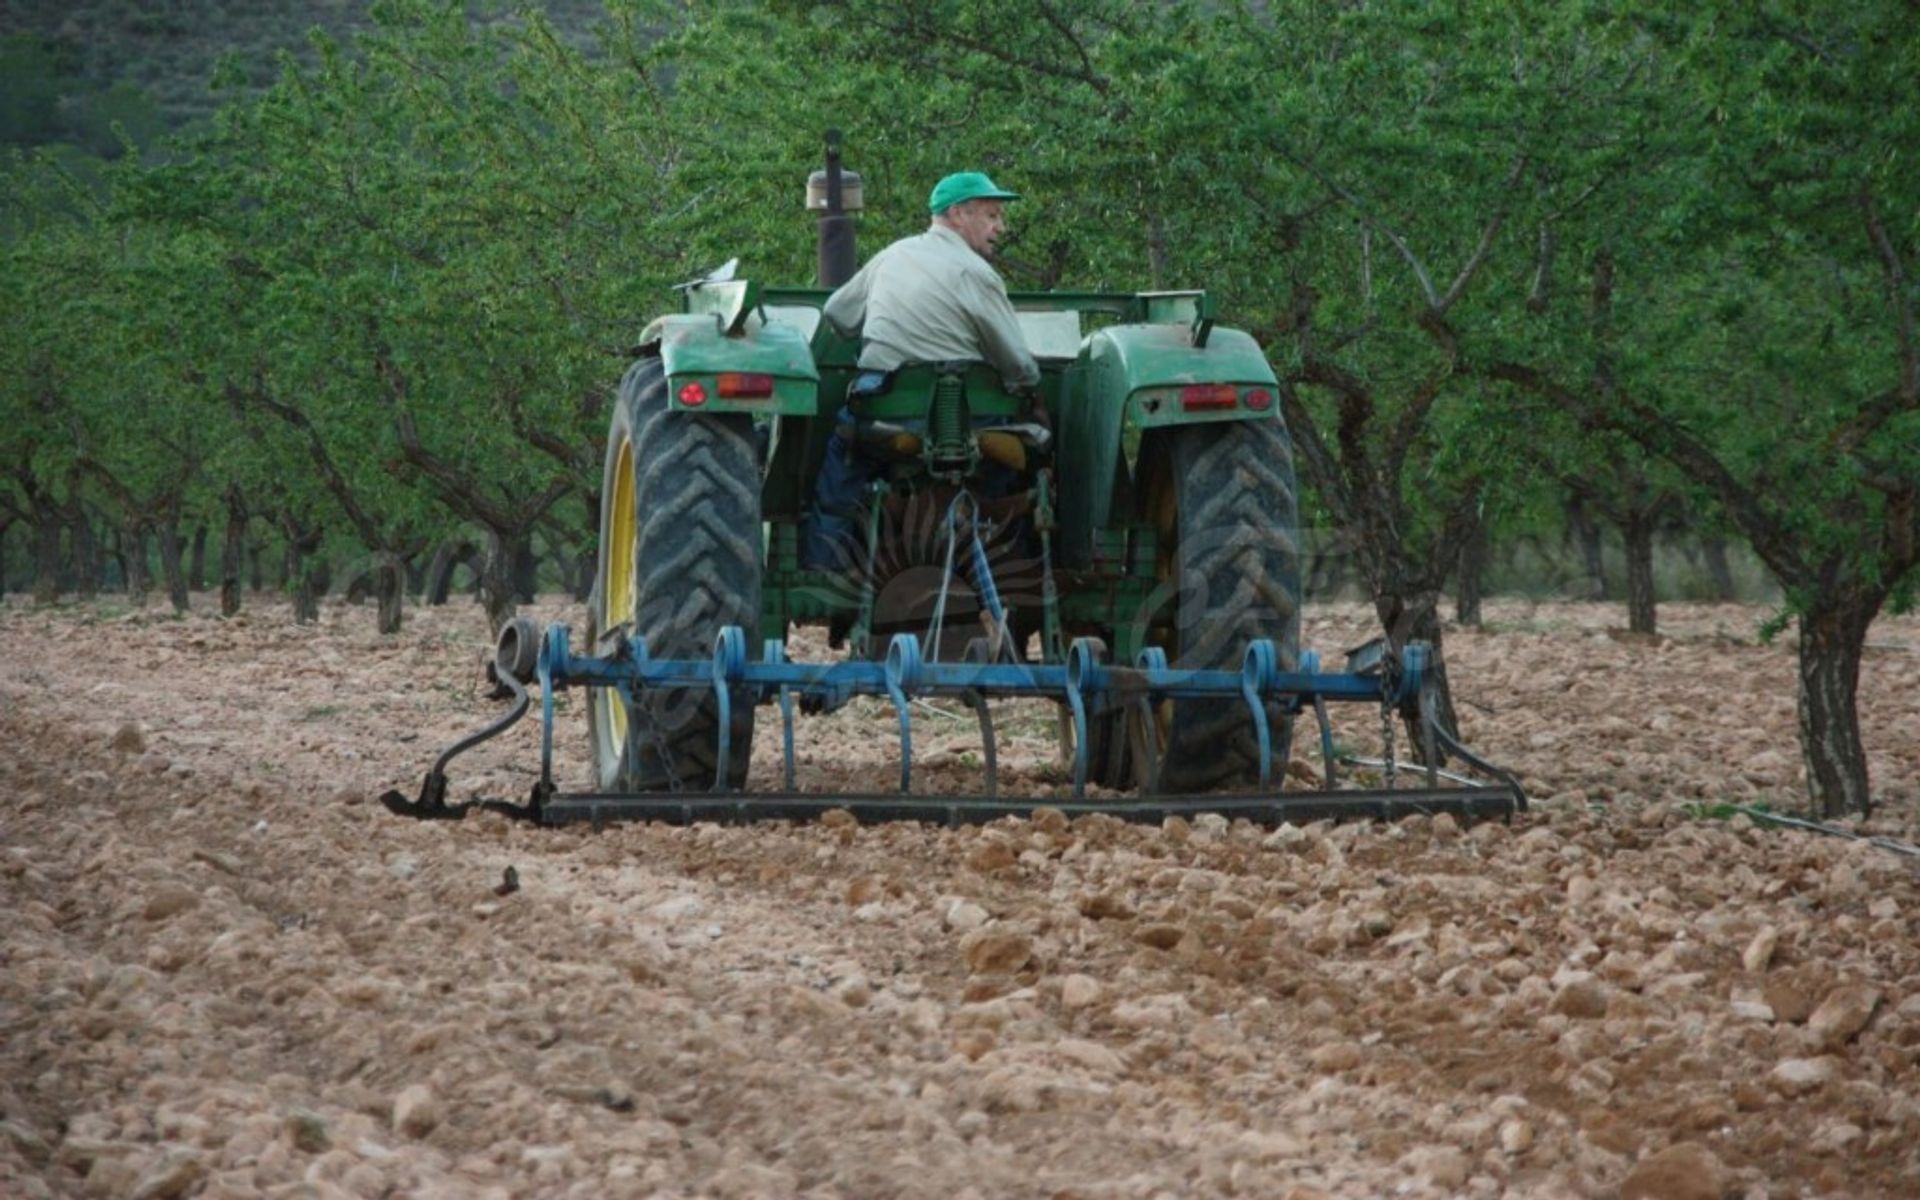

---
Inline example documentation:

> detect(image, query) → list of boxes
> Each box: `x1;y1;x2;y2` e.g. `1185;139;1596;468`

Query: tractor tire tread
594;359;761;790
1158;417;1302;793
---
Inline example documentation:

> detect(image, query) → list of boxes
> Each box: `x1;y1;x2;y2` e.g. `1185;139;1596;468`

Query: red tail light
1243;388;1274;412
717;372;775;399
677;381;709;407
1180;384;1239;411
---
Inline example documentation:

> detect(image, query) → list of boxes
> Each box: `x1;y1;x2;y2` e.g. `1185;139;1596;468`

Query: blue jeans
803;404;883;570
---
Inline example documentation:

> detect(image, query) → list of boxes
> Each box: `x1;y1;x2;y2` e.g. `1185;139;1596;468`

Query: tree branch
1527;223;1555;314
1267;136;1438;307
1860;184;1918;407
1275;382;1357;527
884;6;1111;97
1434;154;1530;314
234;377;386;550
372;333;579;535
1488;360;1812;585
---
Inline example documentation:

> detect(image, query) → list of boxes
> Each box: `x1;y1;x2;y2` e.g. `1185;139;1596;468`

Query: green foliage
0;2;1911;626
0;34;168;159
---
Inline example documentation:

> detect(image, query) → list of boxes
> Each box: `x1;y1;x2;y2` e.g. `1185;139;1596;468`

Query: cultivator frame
380;616;1526;827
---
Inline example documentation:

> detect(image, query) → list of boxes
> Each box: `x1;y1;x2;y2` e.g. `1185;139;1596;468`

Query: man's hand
1015;386;1050;429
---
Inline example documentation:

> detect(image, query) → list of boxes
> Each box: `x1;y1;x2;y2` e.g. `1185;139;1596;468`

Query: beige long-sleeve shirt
822;224;1041;389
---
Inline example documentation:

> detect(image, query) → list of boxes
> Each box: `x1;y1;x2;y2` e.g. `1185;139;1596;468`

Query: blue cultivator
379;616;1526;827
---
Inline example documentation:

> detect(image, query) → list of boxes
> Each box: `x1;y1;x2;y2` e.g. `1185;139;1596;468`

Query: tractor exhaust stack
809;129;861;288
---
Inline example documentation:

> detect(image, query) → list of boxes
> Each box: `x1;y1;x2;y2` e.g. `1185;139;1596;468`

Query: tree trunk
249;539;264;592
32;510;62;604
156;523;190;613
1308;545;1349;602
1566;494;1606;600
189;524;209;593
1374;584;1459;764
123;524;152;607
105;526;128;594
543;530;593;603
1455;516;1488;628
480;529;525;636
424;541;480;605
289;550;324;624
1701;536;1737;601
282;517;326;624
572;494;599;601
1796;597;1878;819
511;537;538;602
219;487;247;617
70;510;101;600
375;559;405;633
1623;513;1657;635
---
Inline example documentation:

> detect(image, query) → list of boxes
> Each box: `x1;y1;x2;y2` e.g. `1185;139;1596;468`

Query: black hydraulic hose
436;667;532;778
1724;804;1920;858
379;666;533;820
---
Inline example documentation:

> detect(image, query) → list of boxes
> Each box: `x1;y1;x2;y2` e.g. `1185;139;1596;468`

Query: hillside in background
0;0;609;151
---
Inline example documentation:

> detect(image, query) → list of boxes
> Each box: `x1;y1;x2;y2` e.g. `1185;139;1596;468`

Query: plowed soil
3;595;1918;1199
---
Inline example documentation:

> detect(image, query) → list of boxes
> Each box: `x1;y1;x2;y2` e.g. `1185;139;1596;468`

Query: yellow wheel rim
598;435;637;754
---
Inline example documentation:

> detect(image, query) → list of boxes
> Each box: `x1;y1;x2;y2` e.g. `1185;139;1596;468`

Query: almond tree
136;1;688;633
1489;4;1919;815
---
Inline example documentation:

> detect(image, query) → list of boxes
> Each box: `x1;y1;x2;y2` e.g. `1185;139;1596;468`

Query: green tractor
381;136;1523;827
586;141;1299;800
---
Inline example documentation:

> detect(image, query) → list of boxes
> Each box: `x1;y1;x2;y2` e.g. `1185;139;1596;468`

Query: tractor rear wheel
1148;416;1302;793
586;359;761;791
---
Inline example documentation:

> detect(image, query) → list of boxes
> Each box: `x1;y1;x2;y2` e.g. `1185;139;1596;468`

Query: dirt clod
1618;1141;1726;1200
961;930;1033;975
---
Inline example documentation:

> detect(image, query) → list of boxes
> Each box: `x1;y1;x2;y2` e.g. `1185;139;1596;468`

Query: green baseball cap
928;171;1021;215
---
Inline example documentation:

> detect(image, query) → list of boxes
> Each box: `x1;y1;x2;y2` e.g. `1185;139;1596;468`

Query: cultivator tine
1291;649;1333;788
1129;647;1170;794
1424;708;1529;811
884;634;919;793
539;623;573;797
711;627;749;793
1241;640;1279;789
767;640;798;792
962;637;1000;798
1064;639;1097;797
967;692;999;797
1313;695;1337;788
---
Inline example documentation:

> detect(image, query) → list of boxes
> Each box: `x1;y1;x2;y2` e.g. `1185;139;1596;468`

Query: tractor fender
635;312;821;415
1056;323;1282;567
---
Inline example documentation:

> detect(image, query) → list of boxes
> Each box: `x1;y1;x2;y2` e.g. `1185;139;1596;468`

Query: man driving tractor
822;170;1040;389
805;171;1040;568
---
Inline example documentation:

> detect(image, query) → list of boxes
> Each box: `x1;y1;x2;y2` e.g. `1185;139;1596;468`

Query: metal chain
638;699;684;793
1379;694;1397;791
